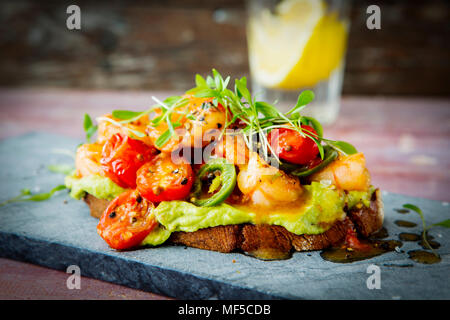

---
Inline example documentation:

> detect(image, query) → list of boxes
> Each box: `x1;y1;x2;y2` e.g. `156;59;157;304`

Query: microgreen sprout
0;185;67;208
403;203;450;257
109;69;358;163
83;114;98;143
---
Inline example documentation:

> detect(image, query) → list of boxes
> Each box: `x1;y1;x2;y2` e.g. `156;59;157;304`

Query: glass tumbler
246;0;351;124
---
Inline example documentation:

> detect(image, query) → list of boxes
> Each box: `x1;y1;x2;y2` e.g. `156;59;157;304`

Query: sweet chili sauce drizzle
394;220;417;228
320;226;403;263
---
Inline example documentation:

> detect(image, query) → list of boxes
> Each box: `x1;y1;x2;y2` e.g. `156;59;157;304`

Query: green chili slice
190;158;236;207
280;146;338;177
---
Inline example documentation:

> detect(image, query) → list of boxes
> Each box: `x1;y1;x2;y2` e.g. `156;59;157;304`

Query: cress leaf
163;96;183;107
111;110;143;120
86;125;98;140
26;185;67;201
255;101;279;118
302;116;323;138
194;89;217;98
155;130;172;148
195;74;208;88
212;69;223;91
329;141;358;155
83;113;93;131
206;76;215;88
223;76;231;89
430;219;450;228
289;90;315;114
83;113;97;142
0;185;67;207
403;203;422;215
151;115;164;125
235;78;251;104
402;203;439;255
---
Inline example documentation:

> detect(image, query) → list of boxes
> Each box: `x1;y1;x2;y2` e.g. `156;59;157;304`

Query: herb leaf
288;90;315;114
402;203;440;256
194;89;217;98
403;203;422;215
112;110;144;120
83;113;93;131
235;77;251;104
26;185;67;201
0;185;67;207
302;116;323;138
83;113;98;143
153;69;357;162
255;101;279;118
195;74;208;88
328;140;358;155
430;219;450;228
155;130;172;148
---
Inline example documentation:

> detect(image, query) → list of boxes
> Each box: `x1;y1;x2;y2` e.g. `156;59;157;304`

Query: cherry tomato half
100;133;157;189
97;190;157;250
268;126;319;165
136;153;194;203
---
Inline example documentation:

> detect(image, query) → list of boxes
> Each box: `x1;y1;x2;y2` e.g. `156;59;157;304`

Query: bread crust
84;189;384;257
84;194;109;219
346;189;384;237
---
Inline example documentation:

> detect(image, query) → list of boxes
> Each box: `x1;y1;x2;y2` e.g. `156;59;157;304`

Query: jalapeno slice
280;146;338;177
190;158;236;207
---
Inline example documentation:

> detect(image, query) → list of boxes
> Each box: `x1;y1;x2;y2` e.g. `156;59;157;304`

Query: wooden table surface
0;88;449;299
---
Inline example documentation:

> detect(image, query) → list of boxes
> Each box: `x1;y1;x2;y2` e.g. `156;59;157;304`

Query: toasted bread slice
84;194;109;219
170;225;243;253
347;189;384;237
84;189;383;258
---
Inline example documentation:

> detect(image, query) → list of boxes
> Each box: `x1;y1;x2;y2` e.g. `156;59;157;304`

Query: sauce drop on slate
370;227;389;239
246;248;292;261
394;220;417;228
399;233;421;241
320;240;402;263
418;239;441;250
408;250;441;264
394;209;410;214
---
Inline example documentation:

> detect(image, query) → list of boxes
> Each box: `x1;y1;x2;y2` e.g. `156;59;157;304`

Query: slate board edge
0;231;284;300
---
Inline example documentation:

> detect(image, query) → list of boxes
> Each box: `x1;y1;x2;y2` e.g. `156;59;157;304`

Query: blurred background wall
0;0;448;95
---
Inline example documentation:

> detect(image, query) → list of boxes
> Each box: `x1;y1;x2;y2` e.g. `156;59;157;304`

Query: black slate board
0;132;449;299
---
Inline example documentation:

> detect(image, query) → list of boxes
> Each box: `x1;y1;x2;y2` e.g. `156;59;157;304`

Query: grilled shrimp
213;134;249;165
97;114;152;146
75;143;103;177
147;95;226;152
237;152;303;208
309;152;371;191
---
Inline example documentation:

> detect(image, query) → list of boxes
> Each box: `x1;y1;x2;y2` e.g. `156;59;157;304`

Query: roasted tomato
100;133;157;189
268;126;319;165
97;190;157;250
136;153;194;202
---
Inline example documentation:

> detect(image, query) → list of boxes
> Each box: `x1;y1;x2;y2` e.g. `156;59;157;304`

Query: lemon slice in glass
248;0;348;90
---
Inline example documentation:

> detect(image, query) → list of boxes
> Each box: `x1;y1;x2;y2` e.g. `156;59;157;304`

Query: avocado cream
65;173;127;201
